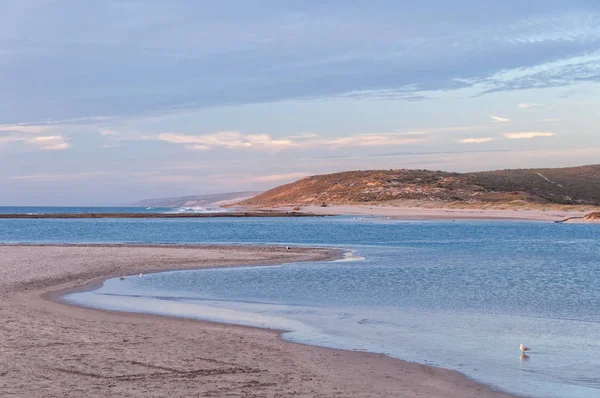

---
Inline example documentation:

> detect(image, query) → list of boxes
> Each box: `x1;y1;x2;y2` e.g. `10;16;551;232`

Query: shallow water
2;215;599;397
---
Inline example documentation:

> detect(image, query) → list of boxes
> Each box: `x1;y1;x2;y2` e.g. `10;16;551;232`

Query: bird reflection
520;354;530;362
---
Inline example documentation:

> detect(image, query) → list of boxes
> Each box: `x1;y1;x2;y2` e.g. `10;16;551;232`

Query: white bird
519;344;531;354
139;273;143;278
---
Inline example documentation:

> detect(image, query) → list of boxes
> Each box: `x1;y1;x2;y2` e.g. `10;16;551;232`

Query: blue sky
1;1;599;205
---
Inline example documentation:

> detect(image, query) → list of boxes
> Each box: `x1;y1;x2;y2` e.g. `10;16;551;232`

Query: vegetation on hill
239;165;600;207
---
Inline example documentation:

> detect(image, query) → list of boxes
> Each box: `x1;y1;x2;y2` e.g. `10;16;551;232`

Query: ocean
2;208;599;397
0;205;224;215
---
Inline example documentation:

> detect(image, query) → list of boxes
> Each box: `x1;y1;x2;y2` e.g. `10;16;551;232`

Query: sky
1;0;600;205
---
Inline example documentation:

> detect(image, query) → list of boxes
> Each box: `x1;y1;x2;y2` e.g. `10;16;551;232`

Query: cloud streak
0;124;49;134
504;132;555;139
158;132;294;151
0;134;70;150
459;137;496;144
323;133;425;148
158;131;427;151
490;116;512;123
28;136;70;150
518;103;540;109
99;129;120;136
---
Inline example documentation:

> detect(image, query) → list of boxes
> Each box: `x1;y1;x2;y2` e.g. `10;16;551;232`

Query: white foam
168;206;228;214
334;251;366;262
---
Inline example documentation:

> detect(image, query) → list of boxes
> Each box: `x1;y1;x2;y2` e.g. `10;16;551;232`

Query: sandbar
0;211;328;219
0;244;515;397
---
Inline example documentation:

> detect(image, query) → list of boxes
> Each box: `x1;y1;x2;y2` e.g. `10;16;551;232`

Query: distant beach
270;203;600;222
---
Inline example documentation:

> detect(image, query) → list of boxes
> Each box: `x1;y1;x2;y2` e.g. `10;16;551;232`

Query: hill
134;191;262;208
238;165;600;208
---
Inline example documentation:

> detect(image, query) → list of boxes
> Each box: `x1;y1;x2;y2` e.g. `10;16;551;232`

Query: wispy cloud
158;131;427;151
99;129;120;136
0;117;110;133
158;132;294;151
490;115;512;123
504;132;555;139
481;52;600;95
518;103;540;109
323;133;425;148
28;136;70;150
0;120;77;151
459;137;496;144
0;124;49;134
0;134;70;150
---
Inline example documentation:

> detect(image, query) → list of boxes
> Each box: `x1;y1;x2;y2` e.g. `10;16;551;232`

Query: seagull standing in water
520;344;531;354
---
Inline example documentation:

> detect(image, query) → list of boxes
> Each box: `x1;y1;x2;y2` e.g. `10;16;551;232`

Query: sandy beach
269;204;600;222
0;244;514;397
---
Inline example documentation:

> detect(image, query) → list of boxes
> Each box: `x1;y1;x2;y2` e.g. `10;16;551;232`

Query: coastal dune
0;245;514;397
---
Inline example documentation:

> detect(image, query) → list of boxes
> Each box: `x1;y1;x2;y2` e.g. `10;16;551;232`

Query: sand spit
0;211;329;219
0;244;514;397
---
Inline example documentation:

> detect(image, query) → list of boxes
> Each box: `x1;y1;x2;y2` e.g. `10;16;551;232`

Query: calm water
2;213;599;397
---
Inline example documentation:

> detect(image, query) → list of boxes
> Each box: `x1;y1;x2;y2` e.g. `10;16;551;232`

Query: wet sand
0;244;515;397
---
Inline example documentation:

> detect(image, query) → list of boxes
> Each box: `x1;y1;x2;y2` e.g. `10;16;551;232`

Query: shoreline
43;244;344;302
3;204;599;223
0;244;515;397
0;211;330;219
269;204;600;222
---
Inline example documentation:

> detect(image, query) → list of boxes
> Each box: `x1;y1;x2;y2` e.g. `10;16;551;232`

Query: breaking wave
168;206;229;214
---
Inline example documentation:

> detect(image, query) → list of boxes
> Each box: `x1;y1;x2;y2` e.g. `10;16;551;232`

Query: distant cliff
134;191;262;208
238;165;600;207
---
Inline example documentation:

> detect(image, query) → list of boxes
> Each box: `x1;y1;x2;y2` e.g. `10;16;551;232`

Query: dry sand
0;244;515;398
279;204;599;222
